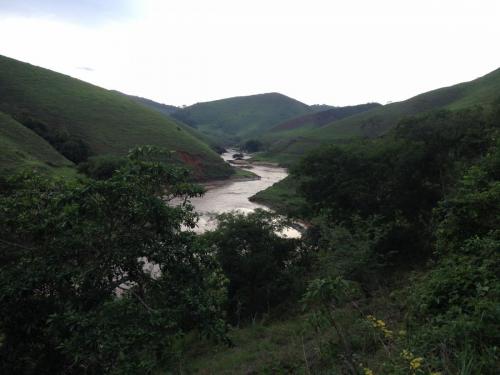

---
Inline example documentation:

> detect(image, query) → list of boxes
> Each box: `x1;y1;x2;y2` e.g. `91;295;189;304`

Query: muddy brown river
189;150;300;237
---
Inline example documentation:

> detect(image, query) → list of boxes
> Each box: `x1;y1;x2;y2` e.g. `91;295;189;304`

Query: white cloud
0;0;499;106
0;0;138;24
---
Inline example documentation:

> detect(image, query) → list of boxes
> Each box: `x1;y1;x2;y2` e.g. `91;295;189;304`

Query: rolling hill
0;111;73;175
118;91;226;153
170;93;314;144
117;92;180;116
263;67;500;163
266;102;381;137
0;55;232;180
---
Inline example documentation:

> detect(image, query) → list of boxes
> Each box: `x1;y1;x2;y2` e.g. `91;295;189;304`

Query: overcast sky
0;0;499;107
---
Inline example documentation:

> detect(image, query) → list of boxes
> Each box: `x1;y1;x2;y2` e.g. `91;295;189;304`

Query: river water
189;150;300;237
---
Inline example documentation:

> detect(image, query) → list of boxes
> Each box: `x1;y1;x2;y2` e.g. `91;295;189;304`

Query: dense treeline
0;147;228;374
288;103;500;373
21;116;91;164
0;146;306;374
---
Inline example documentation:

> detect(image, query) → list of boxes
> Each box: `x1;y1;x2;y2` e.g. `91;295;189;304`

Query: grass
266;103;381;135
250;176;306;216
171;93;313;144
180;317;313;374
231;167;259;180
176;285;406;374
0;111;73;176
264;67;500;163
0;55;231;180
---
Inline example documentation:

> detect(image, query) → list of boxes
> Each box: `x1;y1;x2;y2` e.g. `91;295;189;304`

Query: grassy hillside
0;111;73;175
0;55;231;180
264;67;500;162
119;91;226;152
171;93;313;143
265;102;382;139
116;92;179;116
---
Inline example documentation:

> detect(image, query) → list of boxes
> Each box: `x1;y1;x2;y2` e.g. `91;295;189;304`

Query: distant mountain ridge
262;67;500;164
171;92;314;143
269;103;382;133
116;92;180;115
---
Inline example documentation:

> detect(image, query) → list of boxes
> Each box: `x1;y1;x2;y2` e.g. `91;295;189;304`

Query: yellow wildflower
401;349;414;360
366;315;393;338
363;368;374;375
410;357;424;370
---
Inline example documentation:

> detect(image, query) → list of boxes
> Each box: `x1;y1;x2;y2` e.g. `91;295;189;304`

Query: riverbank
249;175;306;217
187;150;302;236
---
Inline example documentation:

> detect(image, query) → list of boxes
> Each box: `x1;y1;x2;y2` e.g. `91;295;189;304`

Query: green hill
171;93;313;144
118;91;226;153
0;55;231;180
264;67;500;163
0;111;73;175
116;92;180;116
265;102;381;138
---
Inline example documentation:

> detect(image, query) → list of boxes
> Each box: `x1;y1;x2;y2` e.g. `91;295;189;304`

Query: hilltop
171;92;313;144
116;92;180;116
263;67;500;163
267;102;381;136
0;55;232;180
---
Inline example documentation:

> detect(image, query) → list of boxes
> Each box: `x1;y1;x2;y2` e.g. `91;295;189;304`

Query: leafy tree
294;106;499;266
77;155;128;180
241;139;263;153
0;146;227;374
202;210;307;324
58;138;90;163
19;116;91;163
406;143;500;374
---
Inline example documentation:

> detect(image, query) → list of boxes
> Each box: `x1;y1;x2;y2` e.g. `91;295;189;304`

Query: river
189;150;301;237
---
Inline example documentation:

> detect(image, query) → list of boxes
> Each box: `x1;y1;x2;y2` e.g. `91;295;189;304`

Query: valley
189;150;301;237
1;52;499;375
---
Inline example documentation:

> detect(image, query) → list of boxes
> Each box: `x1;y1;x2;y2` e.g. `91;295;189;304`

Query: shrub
0;146;227;374
203;210;309;324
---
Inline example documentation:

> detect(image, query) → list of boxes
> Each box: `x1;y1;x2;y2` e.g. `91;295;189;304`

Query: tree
242;139;263;153
0;146;227;374
202;210;307;324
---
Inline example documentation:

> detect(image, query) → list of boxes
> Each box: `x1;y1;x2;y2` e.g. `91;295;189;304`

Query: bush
404;145;500;374
203;210;309;324
0;146;227;374
20;116;91;163
242;139;263;152
78;155;128;180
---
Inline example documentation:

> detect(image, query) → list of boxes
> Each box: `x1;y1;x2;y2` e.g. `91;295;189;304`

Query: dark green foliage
21;116;91;163
241;139;263;152
284;104;500;374
202;210;308;324
406;146;500;374
294;106;499;267
58;138;90;163
0;146;227;374
0;112;72;173
309;216;390;287
77;155;128;180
